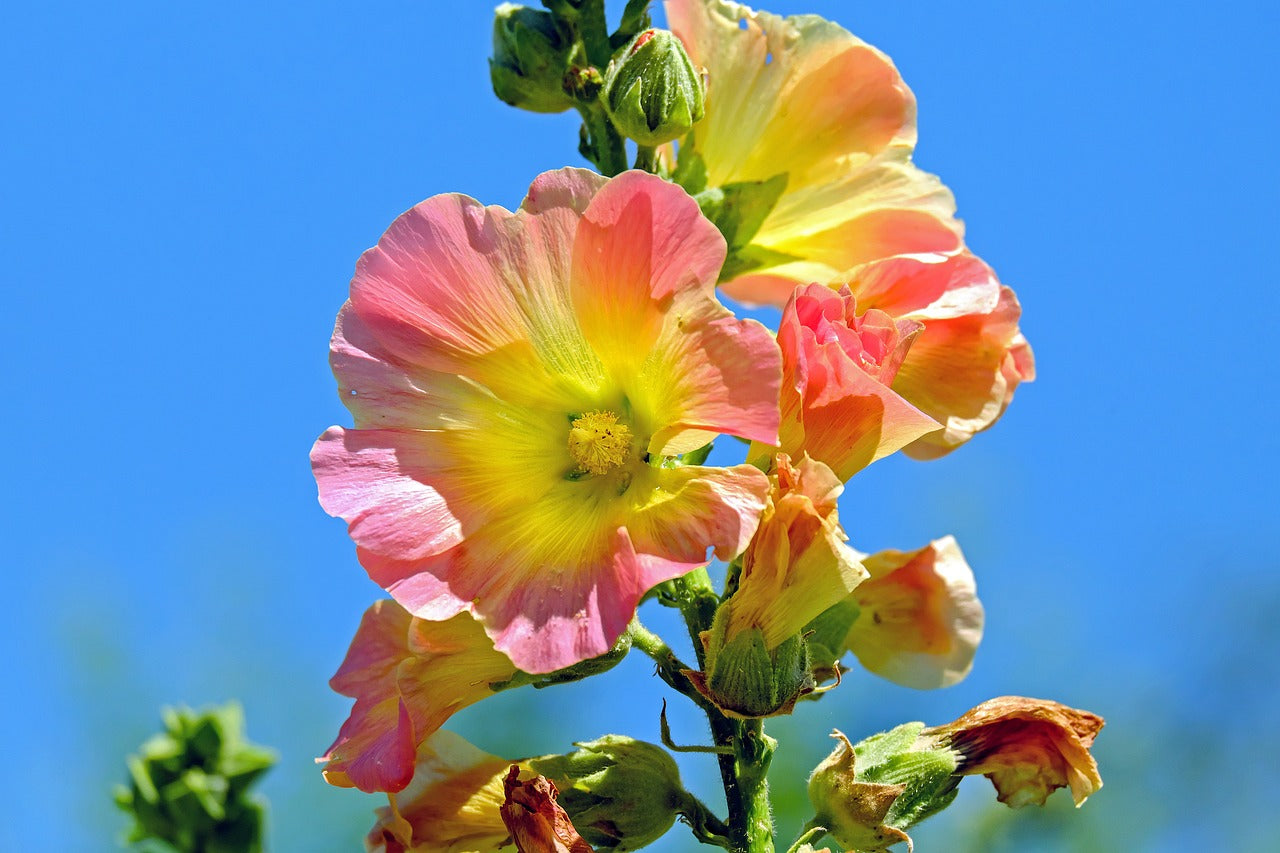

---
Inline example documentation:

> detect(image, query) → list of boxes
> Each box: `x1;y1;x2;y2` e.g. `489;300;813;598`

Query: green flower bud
807;725;962;852
685;598;816;718
530;735;687;850
602;29;705;146
490;4;575;114
115;703;276;853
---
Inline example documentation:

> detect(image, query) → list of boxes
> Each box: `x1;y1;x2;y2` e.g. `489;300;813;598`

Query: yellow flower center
568;411;633;475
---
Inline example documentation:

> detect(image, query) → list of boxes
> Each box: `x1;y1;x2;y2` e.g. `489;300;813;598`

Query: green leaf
694;172;788;252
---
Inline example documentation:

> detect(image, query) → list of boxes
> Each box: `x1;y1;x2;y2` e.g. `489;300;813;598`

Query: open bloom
665;0;961;300
756;283;939;480
923;697;1105;807
312;168;781;674
808;536;983;690
321;600;519;794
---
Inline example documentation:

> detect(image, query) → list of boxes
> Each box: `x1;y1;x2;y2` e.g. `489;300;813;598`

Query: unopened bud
490;4;575;114
531;736;687;850
601;29;705;146
685;602;815;718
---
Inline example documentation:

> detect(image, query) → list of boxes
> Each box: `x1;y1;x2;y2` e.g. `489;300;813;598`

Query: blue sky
4;1;1278;850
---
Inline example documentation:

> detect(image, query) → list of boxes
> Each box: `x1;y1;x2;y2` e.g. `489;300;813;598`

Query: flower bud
490;4;576;114
602;29;705;146
531;736;687;850
808;724;960;852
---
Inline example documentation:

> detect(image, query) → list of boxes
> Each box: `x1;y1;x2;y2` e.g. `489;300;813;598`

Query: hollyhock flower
844;251;1035;457
688;453;867;716
808;536;983;690
665;0;962;301
753;283;939;481
312;168;780;675
365;730;527;853
923;697;1105;807
321;600;518;793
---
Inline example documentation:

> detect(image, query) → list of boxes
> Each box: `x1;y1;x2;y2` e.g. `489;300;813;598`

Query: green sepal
691;604;816;717
491;4;577;114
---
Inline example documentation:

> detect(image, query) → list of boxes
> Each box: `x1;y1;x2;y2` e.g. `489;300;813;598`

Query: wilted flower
312;168;781;674
501;768;595;853
688;454;866;716
808;536;983;690
665;0;961;297
923;696;1105;807
321;600;518;793
757;283;939;480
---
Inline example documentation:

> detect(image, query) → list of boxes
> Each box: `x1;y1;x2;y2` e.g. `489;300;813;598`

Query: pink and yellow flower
321;600;518;794
665;0;962;300
312;168;781;675
756;283;939;480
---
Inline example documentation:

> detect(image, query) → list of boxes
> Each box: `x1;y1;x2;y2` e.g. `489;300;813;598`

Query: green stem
670;571;775;852
627;619;714;711
783;820;827;853
634;144;660;173
577;103;628;175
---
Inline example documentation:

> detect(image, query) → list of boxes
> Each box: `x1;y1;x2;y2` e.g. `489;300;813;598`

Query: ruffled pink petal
311;427;467;563
521;166;609;216
768;285;939;480
846;251;1002;320
570;170;727;366
645;302;782;455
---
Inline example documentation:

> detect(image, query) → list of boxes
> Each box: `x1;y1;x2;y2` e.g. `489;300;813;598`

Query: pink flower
320;600;518;793
756;283;939;480
312;168;781;674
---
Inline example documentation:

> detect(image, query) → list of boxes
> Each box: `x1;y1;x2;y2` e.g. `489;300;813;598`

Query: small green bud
685;600;816;718
115;703;276;853
602;29;705;146
807;725;962;851
490;4;575;114
531;735;687;850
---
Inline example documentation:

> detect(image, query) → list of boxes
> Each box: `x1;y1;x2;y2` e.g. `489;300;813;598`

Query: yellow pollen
568;411;633;475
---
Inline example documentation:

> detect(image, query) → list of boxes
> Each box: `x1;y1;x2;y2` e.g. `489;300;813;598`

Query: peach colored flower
753;283;939;480
500;768;595;853
665;0;962;301
843;251;1035;458
924;696;1104;807
321;600;518;793
312;168;781;674
809;536;983;690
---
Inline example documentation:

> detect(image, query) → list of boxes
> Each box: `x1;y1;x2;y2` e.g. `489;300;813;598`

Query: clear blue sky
4;1;1277;850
